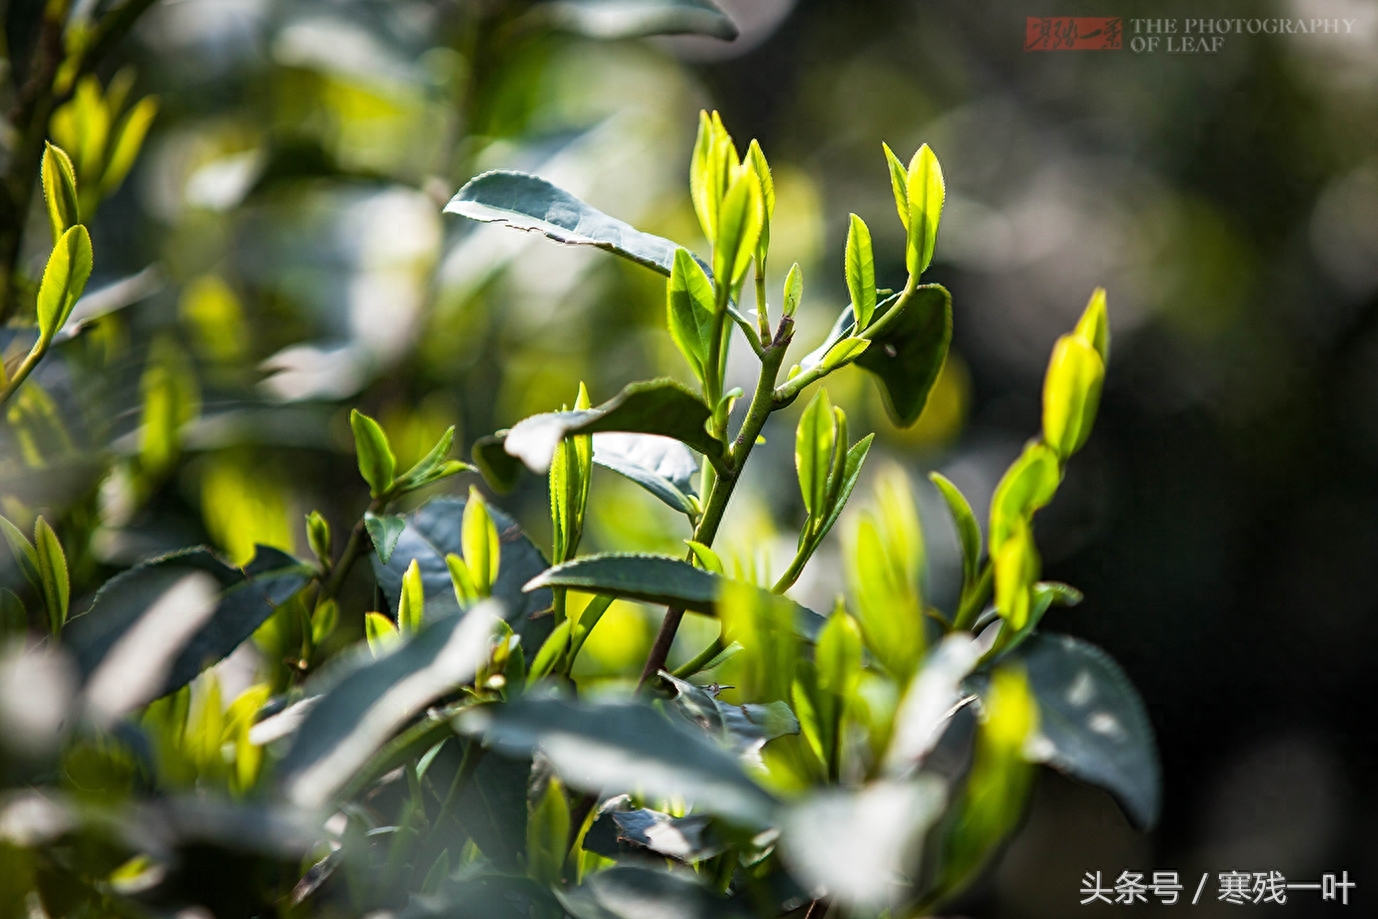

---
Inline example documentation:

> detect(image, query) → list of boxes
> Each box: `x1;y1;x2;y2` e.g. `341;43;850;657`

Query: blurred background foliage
3;0;1378;915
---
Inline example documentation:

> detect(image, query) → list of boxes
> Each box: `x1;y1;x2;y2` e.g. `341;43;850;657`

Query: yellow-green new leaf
989;441;1062;554
446;553;479;608
666;248;716;382
816;607;862;698
905;144;944;277
311;598;338;646
41;143;80;244
714;166;764;288
365;611;400;658
100;96;158;198
398;559;425;635
747;138;774;261
782;262;803;319
462;487;500;596
307;511;331;567
929;472;981;589
1042;334;1105;461
36;225;93;343
526;776;570;885
845;214;877;330
993;523;1039;631
796;388;836;518
34;517;68;634
350;410;396;498
883;142;909;232
685;540;724;574
1074;287;1111;364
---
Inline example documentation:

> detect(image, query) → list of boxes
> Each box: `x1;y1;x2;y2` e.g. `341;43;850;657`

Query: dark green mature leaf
857;283;952;426
1010;633;1161;830
663;672;799;757
402;872;560;919
609;808;722;860
446;171;687;275
592;432;699;516
63;546;311;700
798;284;952;426
529;553;719;611
449;749;532;873
364;513;406;565
533;0;739;41
559;865;751;919
501;379;724;476
277;604;498;808
370;497;554;653
455;696;778;828
472;433;523;492
526;553;827;641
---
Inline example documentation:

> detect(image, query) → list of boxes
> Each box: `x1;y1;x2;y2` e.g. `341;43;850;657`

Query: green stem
0;338;51;408
636;333;790;689
320;498;382;601
670;633;725;678
951;561;994;632
754;264;770;341
770;539;812;595
773;275;919;408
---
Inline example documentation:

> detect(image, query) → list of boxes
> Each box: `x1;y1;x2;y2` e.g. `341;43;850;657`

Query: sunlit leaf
592;432;700;516
845;214;876;330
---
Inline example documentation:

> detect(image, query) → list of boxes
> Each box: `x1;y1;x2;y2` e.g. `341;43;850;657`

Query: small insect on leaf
350;410;396;499
36;225;94;343
41;143;80;244
845;214;877;330
796;388;837;519
462;486;501;596
904;144;945;277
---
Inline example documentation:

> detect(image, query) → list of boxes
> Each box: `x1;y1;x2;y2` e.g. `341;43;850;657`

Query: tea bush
0;2;1159;917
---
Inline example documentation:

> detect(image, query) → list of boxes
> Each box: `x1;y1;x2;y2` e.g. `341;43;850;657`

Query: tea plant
0;22;1158;919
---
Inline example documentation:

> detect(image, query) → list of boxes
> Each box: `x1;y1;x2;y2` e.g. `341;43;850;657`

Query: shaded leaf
559;864;751;919
778;777;947;911
364;513;405;565
883;633;983;777
1010;632;1161;830
455;695;778;828
502;379;723;476
277;604;498;808
446;171;688;276
592;433;700;515
349;410;395;499
533;0;739;41
63;546;312;702
370;496;554;653
610;808;722;861
930;472;981;589
663;672;800;757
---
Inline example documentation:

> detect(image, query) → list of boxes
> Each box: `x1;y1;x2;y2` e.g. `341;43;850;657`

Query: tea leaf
462;487;501;596
364;512;405;565
456;695;778;828
34;518;69;634
349;410;396;499
447;171;693;276
667;247;716;382
1042;333;1105;461
41;143;80;244
36;225;94;343
398;559;425;635
782;262;803;318
882;141;909;231
99;96;158;198
592;432;700;516
526;776;569;885
904;144;944;277
501;378;724;476
663;671;800;756
558;864;751;919
795;388;836;518
369;496;554;653
988;440;1062;554
526;553;720;612
534;0;740;41
63;546;312;702
929;472;981;589
279;604;498;808
1075;286;1111;363
845;214;876;330
713;165;764;288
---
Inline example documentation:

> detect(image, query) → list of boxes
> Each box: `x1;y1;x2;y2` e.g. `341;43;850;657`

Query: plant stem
772;275;918;408
0;339;49;408
637;328;790;689
321;498;382;601
951;561;993;631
